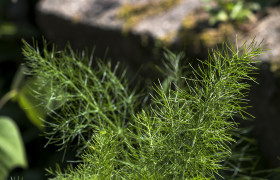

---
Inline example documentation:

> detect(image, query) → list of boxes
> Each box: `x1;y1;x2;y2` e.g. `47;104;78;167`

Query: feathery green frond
22;39;265;179
22;39;138;155
115;40;263;179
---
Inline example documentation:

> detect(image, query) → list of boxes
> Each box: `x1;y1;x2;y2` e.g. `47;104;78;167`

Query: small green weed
203;0;260;25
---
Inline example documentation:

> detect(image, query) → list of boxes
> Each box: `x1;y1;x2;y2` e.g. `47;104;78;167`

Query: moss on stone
118;0;181;32
200;23;235;47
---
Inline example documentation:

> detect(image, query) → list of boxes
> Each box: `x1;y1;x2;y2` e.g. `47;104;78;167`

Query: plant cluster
22;40;139;155
203;0;260;25
20;38;277;179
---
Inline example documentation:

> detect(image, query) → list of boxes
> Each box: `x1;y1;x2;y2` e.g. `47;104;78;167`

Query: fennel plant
22;39;265;179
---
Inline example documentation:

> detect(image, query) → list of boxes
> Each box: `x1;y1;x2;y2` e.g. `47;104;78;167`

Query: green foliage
119;41;262;179
203;0;260;25
22;39;138;155
16;78;47;130
0;116;27;180
0;66;46;130
22;38;269;179
47;130;126;179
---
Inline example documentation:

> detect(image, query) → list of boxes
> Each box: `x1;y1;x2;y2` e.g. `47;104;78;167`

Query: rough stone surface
244;9;280;62
36;0;203;77
37;0;202;37
132;0;201;39
37;0;124;29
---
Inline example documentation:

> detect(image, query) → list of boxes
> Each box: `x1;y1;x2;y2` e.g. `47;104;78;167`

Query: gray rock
132;0;201;39
36;0;203;77
245;9;280;62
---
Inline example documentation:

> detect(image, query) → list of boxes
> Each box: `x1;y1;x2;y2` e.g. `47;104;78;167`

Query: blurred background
1;0;280;179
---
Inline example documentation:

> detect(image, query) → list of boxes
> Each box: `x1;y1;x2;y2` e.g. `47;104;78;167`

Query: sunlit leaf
17;79;46;130
230;2;243;19
0;116;27;180
217;10;228;22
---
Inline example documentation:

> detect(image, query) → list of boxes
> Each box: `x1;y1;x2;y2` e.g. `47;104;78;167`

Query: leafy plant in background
0;66;46;130
0;67;37;179
0;1;41;177
20;38;280;179
0;116;27;180
0;56;40;180
203;0;260;25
